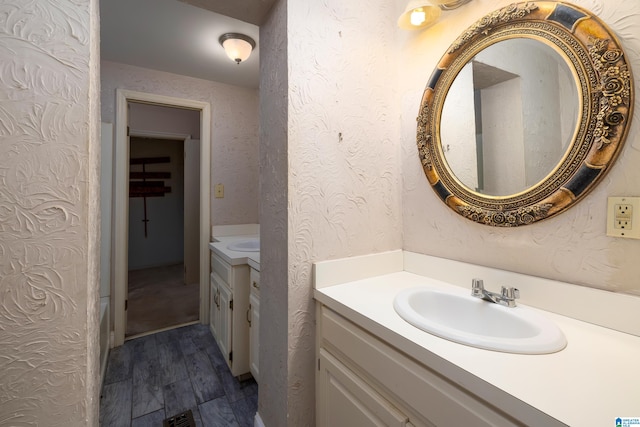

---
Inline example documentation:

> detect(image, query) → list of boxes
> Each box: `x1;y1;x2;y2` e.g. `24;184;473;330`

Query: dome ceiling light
219;33;256;64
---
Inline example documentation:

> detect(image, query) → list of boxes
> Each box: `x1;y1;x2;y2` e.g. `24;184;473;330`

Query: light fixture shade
219;33;256;64
398;1;441;30
430;0;473;10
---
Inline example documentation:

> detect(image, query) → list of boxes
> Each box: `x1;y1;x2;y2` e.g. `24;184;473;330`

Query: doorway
113;89;211;346
126;135;199;337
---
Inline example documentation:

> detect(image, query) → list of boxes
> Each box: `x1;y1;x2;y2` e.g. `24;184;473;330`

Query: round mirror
441;38;579;197
418;2;633;226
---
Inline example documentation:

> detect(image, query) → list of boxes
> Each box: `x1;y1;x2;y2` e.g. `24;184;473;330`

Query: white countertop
314;253;640;427
209;234;260;270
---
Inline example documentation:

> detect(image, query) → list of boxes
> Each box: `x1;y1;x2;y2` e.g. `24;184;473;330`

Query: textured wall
0;0;100;424
101;61;259;227
402;0;640;296
285;0;403;425
258;1;290;426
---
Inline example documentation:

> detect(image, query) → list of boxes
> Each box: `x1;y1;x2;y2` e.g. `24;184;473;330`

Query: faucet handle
501;286;520;300
471;278;484;296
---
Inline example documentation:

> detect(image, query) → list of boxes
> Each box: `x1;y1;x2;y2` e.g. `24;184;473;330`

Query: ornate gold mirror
417;2;633;226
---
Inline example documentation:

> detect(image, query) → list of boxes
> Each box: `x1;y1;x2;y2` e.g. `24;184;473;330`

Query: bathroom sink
393;287;566;354
226;238;260;252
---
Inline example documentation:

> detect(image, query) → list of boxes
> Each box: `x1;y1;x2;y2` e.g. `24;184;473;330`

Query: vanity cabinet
316;304;557;427
210;252;251;377
248;267;260;382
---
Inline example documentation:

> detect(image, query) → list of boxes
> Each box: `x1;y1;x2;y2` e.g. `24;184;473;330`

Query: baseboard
99;298;110;389
254;412;265;427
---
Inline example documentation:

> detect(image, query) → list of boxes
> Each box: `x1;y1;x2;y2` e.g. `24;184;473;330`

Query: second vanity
209;226;260;379
314;250;640;426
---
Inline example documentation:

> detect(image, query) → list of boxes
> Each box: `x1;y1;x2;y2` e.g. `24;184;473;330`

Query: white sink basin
393;287;566;354
226;238;259;252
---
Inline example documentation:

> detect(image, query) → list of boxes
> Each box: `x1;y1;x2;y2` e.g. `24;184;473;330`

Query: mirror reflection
440;38;579;196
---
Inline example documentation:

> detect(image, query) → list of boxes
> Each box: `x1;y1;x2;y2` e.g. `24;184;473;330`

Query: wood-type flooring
99;324;258;426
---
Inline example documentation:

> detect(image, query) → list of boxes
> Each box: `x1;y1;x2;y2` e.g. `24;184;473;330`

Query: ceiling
100;0;276;89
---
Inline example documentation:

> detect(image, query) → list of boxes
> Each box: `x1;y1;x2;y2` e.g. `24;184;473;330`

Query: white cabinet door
318;349;412;427
210;252;251;377
217;280;233;364
209;273;222;339
249;292;260;381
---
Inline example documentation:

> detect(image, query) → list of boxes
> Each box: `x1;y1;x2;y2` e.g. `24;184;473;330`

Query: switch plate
606;197;640;239
214;183;224;198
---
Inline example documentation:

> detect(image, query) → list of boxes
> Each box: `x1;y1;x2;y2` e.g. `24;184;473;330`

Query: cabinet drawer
250;268;260;296
320;307;523;427
211;252;231;283
319;348;412;427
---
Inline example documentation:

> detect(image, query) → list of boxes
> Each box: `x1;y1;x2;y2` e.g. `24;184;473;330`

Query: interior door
184;138;200;286
113;89;211;347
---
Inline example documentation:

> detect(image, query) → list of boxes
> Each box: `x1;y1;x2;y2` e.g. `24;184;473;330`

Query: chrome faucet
471;278;520;308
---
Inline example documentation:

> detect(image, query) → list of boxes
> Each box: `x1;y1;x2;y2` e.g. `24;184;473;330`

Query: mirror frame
417;1;633;226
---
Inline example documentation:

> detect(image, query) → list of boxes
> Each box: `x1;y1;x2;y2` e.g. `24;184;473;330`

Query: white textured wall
287;2;403;256
260;0;403;424
283;0;404;425
402;0;640;296
0;0;100;425
101;60;259;226
258;0;289;425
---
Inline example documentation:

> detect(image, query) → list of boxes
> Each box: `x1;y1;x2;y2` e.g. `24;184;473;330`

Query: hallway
100;324;257;426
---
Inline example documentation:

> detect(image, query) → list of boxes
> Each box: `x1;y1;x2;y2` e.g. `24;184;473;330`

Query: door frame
113;89;211;346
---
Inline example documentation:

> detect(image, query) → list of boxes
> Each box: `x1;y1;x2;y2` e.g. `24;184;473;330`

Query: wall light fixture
219;33;256;64
398;0;473;30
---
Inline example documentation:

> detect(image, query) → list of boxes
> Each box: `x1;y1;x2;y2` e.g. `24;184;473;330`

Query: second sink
227;238;260;252
393;286;567;354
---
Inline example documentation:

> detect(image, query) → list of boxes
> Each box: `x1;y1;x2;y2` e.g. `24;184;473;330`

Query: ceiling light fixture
398;0;473;30
219;33;256;64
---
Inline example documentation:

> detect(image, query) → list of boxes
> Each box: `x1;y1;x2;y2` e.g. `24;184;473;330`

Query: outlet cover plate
214;183;224;198
606;196;640;239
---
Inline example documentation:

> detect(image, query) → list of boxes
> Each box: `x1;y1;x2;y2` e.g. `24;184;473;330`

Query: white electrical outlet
607;197;640;239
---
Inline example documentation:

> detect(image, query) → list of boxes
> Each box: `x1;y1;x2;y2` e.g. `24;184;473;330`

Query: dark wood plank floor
100;324;257;426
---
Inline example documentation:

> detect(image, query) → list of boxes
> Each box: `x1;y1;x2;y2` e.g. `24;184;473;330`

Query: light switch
214;183;224;198
606;197;640;239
